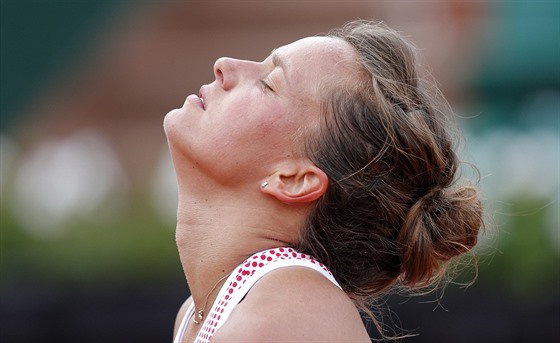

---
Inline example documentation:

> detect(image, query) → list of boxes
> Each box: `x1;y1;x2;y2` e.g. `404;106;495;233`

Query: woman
165;20;483;342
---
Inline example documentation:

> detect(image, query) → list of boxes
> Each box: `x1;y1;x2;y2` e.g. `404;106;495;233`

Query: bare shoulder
173;296;193;339
212;266;371;342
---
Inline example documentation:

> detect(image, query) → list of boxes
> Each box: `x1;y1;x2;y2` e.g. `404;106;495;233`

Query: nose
213;57;256;91
214;57;237;90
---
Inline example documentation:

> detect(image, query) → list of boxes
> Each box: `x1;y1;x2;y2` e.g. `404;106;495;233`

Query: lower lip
186;94;205;110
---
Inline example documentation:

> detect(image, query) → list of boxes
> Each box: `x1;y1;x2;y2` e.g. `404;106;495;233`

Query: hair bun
397;184;483;287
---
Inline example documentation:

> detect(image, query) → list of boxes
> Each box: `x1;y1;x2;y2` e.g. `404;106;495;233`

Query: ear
261;161;328;204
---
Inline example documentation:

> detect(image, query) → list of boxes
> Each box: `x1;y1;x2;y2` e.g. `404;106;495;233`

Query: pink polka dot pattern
194;247;333;343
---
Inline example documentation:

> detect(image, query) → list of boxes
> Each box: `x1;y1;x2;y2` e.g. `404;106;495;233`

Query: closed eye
260;80;274;92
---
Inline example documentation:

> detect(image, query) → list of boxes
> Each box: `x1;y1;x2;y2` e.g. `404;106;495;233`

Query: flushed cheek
211;93;299;151
228;99;290;137
250;112;301;152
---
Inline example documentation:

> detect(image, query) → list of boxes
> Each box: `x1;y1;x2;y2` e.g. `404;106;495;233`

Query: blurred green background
1;0;558;342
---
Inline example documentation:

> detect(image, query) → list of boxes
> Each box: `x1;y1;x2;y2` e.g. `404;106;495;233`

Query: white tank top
173;247;341;343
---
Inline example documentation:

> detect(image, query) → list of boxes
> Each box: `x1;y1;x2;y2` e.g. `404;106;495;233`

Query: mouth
185;86;206;111
198;87;206;110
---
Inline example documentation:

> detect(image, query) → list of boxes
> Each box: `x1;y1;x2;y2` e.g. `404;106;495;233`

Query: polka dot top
173;247;341;343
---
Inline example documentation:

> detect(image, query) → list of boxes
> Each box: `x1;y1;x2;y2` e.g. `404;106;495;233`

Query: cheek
251;108;300;151
212;94;307;163
226;99;291;140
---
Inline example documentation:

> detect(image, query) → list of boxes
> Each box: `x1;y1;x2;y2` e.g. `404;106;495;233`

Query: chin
163;108;184;136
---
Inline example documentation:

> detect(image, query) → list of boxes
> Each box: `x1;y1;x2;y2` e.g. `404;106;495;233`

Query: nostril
214;57;236;90
216;68;224;85
214;58;226;87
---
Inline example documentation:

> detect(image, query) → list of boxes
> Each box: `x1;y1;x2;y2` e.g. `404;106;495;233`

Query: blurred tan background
1;0;558;342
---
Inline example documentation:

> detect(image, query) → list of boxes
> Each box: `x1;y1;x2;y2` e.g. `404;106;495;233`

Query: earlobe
261;164;328;204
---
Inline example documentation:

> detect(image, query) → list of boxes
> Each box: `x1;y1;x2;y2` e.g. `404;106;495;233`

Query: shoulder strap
200;248;341;339
173;301;195;343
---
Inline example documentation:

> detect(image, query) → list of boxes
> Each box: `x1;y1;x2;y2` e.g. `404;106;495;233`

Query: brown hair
295;20;483;314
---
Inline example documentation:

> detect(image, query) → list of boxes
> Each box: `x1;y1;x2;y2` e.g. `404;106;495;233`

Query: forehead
275;36;360;100
277;36;353;59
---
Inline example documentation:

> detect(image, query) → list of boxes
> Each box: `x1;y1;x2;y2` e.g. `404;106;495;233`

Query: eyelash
260;80;274;92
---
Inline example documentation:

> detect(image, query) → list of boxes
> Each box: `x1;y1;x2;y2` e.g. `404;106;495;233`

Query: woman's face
164;36;358;187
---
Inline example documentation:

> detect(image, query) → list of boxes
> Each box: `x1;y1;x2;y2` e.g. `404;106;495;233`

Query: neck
174;184;305;319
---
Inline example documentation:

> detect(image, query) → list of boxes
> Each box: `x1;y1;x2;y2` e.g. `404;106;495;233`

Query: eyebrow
271;50;290;86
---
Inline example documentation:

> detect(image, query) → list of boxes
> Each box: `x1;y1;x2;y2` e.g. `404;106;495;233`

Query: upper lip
198;86;206;110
